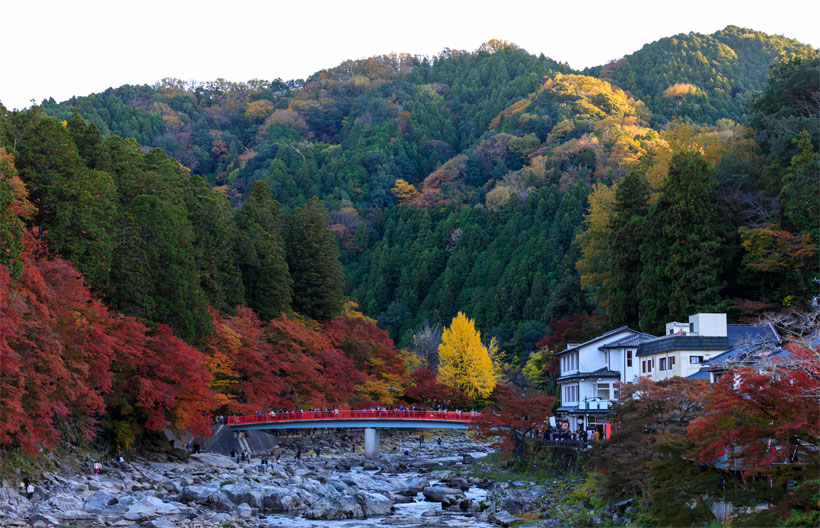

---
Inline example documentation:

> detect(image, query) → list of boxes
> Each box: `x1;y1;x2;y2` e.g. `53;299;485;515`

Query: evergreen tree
11;108;117;291
110;195;210;342
639;151;725;332
235;181;292;319
285;197;345;321
606;171;650;327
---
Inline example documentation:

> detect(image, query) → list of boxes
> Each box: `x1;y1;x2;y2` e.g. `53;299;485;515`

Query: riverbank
0;432;627;527
0;431;491;527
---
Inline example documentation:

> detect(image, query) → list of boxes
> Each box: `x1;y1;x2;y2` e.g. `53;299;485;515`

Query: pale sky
3;0;818;110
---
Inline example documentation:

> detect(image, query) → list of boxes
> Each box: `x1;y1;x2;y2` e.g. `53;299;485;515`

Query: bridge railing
227;409;481;426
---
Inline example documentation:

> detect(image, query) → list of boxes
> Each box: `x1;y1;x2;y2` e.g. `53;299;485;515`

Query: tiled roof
557;367;621;382
600;332;657;349
727;324;779;346
801;329;820;348
556;326;637;356
636;336;729;357
687;369;712;380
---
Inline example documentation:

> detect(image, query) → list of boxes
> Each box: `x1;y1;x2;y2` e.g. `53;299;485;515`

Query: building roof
599;332;657;349
800;329;820;348
556;326;637;356
637;323;778;357
636;336;729;357
687;369;712;380
557;367;621;382
686;331;786;378
727;324;779;347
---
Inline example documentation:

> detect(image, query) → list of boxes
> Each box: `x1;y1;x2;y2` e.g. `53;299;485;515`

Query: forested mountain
592;25;814;124
20;29;820;351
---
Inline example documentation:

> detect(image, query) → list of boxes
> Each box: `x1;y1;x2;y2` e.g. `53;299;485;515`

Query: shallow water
259;451;494;527
259;486;494;527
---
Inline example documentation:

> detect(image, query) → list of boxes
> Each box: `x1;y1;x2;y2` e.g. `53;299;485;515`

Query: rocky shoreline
0;432;613;527
0;433;487;527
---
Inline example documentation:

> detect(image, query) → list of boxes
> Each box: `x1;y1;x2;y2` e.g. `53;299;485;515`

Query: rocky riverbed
0;432;609;527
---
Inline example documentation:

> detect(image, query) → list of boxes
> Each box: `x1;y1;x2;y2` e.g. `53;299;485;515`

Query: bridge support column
364;428;380;457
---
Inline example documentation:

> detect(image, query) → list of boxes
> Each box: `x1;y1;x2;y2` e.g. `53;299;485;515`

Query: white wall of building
689;313;727;337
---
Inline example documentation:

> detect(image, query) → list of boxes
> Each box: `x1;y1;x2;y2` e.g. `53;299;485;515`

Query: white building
555;326;655;433
637;313;777;381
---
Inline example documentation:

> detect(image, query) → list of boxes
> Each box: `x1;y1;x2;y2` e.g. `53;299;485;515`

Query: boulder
235;502;253;519
446;476;471;491
123;496;184;522
178;485;218;504
83;490;123;513
188;453;238;470
221;482;265;508
29;513;59;527
143;519;177;528
356;490;394;516
492;510;523;527
422;485;465;503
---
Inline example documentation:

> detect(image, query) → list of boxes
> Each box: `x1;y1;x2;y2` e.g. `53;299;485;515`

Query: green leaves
286;197;345;321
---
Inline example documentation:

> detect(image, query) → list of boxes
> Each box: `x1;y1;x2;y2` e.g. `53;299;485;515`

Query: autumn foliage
688;345;820;480
473;385;554;458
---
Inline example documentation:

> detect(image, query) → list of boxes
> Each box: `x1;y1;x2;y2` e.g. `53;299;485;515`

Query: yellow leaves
485;185;515;210
662;83;700;99
740;226;817;273
490;97;532;130
575;182;616;292
437;312;497;400
391;179;420;205
262;109;309;135
162;114;184;132
244;99;275;121
342;301;377;324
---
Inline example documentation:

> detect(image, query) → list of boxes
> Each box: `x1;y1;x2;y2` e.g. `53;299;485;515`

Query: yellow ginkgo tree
437;312;498;400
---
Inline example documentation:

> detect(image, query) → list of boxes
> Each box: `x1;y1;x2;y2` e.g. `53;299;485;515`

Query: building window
659;358;667;371
669;356;675;369
690;356;703;364
564;385;579;403
597;383;610;400
627;350;632;367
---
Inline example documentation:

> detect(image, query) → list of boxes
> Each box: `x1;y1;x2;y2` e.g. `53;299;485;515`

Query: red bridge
227;409;480;427
226;409;481;457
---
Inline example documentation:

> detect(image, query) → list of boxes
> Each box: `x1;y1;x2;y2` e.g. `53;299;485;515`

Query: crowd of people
540;424;601;444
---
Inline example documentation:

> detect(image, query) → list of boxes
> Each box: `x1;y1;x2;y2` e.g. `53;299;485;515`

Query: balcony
576;399;613;411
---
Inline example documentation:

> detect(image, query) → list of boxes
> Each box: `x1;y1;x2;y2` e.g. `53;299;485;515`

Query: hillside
594;25;815;124
25;32;820;351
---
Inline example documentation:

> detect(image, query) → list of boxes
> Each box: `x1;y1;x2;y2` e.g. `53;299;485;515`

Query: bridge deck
227;409;479;431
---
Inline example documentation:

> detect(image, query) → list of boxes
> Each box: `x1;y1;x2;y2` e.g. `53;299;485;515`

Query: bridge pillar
364;428;380;457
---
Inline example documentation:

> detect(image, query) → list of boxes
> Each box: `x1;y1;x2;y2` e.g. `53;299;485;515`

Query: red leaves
687;347;820;479
1;235;415;454
202;307;289;413
1;239;114;453
266;315;362;409
0;235;219;454
473;385;555;455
